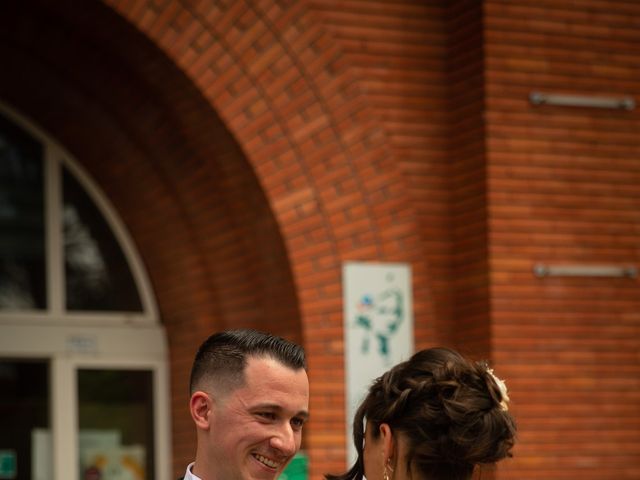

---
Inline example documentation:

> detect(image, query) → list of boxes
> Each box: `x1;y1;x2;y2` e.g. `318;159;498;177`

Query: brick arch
0;0;305;474
1;0;437;477
97;0;434;476
105;0;435;473
102;2;429;266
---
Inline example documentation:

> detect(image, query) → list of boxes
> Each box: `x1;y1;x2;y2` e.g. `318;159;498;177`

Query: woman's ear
379;423;395;465
190;391;212;430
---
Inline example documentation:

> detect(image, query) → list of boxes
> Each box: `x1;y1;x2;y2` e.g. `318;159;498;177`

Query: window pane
63;168;142;312
0;113;46;310
78;369;155;480
0;359;50;480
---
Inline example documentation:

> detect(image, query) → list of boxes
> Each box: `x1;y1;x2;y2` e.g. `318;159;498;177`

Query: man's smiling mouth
253;453;281;469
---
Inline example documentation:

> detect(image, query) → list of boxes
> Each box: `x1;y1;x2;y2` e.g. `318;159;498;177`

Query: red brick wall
2;1;640;479
485;1;640;478
308;0;494;359
445;0;491;359
308;1;456;347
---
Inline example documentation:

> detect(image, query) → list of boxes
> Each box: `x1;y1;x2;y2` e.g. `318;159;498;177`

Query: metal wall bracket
533;263;638;278
529;92;636;110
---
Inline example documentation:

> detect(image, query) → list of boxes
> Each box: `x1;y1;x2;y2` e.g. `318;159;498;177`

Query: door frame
0;323;170;480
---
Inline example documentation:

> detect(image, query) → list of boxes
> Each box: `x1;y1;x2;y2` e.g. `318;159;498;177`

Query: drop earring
383;459;393;480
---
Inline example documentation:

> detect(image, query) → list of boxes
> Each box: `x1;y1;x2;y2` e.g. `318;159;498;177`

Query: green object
279;452;307;480
0;450;17;479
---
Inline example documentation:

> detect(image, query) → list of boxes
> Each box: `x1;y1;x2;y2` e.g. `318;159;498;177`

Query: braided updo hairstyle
327;347;516;480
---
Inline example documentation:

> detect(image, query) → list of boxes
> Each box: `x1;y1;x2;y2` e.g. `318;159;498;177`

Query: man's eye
258;412;276;420
291;417;305;429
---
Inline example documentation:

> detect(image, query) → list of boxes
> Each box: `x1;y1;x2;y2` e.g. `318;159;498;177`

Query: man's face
205;356;309;480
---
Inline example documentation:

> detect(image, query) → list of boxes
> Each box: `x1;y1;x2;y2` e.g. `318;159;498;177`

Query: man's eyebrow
252;403;309;418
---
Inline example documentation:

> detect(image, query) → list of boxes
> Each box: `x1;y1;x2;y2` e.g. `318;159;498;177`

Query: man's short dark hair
189;329;306;394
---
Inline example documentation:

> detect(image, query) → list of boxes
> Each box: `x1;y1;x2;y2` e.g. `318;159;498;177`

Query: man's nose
270;423;297;456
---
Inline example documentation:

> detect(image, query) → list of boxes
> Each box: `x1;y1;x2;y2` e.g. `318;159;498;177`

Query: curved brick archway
94;1;434;475
98;0;435;475
1;0;435;477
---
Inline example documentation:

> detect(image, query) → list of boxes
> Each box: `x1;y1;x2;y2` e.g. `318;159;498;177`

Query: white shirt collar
183;462;202;480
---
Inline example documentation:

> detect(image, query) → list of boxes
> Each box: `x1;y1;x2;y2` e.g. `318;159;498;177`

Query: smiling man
182;329;309;480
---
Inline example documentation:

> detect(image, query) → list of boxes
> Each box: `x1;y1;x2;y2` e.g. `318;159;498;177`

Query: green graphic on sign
354;278;404;364
0;450;17;479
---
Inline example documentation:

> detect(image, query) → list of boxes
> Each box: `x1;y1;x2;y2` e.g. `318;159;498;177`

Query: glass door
77;368;155;480
0;325;170;480
0;359;51;480
65;350;170;480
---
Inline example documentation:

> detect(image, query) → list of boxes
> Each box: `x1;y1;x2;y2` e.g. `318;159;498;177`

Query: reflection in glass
78;369;155;480
0;112;46;310
0;359;50;480
63;168;142;312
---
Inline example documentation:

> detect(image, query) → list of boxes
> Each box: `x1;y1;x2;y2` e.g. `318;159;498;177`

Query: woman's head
329;347;516;480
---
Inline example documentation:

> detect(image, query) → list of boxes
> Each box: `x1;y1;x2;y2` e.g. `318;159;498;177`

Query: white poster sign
343;261;413;464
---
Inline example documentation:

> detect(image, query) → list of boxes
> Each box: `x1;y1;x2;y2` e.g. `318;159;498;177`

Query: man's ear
379;423;395;466
190;391;212;430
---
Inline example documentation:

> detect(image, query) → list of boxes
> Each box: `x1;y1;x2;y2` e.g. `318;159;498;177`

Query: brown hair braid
326;347;516;480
